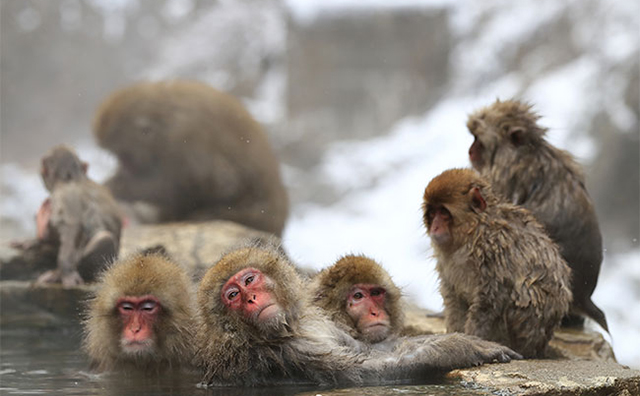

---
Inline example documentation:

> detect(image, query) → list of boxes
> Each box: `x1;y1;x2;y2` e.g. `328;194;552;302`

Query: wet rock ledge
1;220;639;395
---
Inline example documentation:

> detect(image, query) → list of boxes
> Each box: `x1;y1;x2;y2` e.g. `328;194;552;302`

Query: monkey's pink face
221;268;281;323
117;295;161;356
346;284;390;343
424;205;452;246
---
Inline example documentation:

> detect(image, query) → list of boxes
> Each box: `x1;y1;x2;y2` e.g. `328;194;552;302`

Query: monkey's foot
35;269;84;288
78;231;118;282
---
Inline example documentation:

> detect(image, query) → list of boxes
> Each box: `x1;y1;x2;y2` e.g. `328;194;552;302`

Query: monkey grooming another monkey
93;80;289;236
195;244;520;387
84;253;196;373
423;168;572;358
311;254;404;343
467;99;607;331
14;145;122;287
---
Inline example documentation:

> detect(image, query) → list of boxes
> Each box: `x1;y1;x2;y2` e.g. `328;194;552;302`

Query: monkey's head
312;255;403;343
197;245;305;341
84;253;195;370
41;145;87;191
466;99;547;171
93;82;173;176
423;169;498;253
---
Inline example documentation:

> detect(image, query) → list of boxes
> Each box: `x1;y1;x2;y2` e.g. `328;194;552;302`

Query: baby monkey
311;254;404;343
14;145;122;286
423;168;572;358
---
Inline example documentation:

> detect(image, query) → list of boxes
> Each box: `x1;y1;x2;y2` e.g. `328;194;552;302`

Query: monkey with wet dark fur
93;80;289;236
84;253;197;373
311;254;409;343
12;145;122;287
423;168;572;358
195;244;520;387
467;99;607;331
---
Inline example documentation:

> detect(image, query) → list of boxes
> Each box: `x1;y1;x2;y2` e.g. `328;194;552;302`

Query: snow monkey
21;145;122;287
195;244;520;387
467;98;607;331
93;80;289;236
83;253;197;373
423;168;572;358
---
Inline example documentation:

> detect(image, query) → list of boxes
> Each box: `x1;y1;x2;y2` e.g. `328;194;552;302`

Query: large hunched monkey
93;80;289;236
195;244;520;387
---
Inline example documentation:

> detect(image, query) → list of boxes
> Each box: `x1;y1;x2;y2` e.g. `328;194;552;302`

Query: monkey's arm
361;333;520;381
440;283;468;333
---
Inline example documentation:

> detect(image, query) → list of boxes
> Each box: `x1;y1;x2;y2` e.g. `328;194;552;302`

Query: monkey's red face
117;295;161;355
468;135;485;169
425;205;452;246
346;284;390;343
222;268;281;323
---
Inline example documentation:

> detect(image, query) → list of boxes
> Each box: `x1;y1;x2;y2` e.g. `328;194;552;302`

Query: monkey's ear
470;187;487;213
509;127;525;146
82;161;89;174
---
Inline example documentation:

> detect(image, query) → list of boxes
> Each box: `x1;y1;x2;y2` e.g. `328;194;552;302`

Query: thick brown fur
36;145;122;286
423;168;572;358
311;254;404;341
467;99;607;331
93;80;289;236
83;253;196;373
195;244;520;387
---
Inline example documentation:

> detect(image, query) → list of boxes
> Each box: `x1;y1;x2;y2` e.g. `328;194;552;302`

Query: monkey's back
50;179;122;244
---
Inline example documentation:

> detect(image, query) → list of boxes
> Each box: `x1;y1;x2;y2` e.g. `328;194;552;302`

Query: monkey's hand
463;335;522;365
10;239;39;250
36;269;84;287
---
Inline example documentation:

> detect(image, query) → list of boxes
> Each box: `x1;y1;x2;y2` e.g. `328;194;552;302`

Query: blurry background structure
1;0;638;366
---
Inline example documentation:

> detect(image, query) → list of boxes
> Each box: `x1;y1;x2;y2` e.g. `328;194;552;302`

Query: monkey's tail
584;298;609;334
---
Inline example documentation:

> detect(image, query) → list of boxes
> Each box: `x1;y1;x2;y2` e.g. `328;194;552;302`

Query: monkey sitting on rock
466;99;608;332
12;145;122;287
422;168;572;358
93;80;289;236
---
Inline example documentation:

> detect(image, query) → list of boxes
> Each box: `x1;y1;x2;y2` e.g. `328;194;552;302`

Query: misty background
1;0;638;367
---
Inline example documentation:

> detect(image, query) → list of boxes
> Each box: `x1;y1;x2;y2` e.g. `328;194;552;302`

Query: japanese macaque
93;80;289;236
83;253;196;373
195;245;520;387
13;145;122;287
467;99;607;331
422;168;572;358
310;254;403;343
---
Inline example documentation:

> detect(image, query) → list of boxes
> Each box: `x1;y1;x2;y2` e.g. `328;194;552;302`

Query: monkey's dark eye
245;276;254;286
227;291;239;300
370;289;384;297
353;292;364;300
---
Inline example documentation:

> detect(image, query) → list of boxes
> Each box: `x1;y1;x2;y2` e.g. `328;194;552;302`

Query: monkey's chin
121;339;155;356
257;304;280;321
361;323;390;343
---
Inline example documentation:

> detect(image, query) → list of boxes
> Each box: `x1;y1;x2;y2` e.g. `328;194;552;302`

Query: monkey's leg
78;230;118;282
